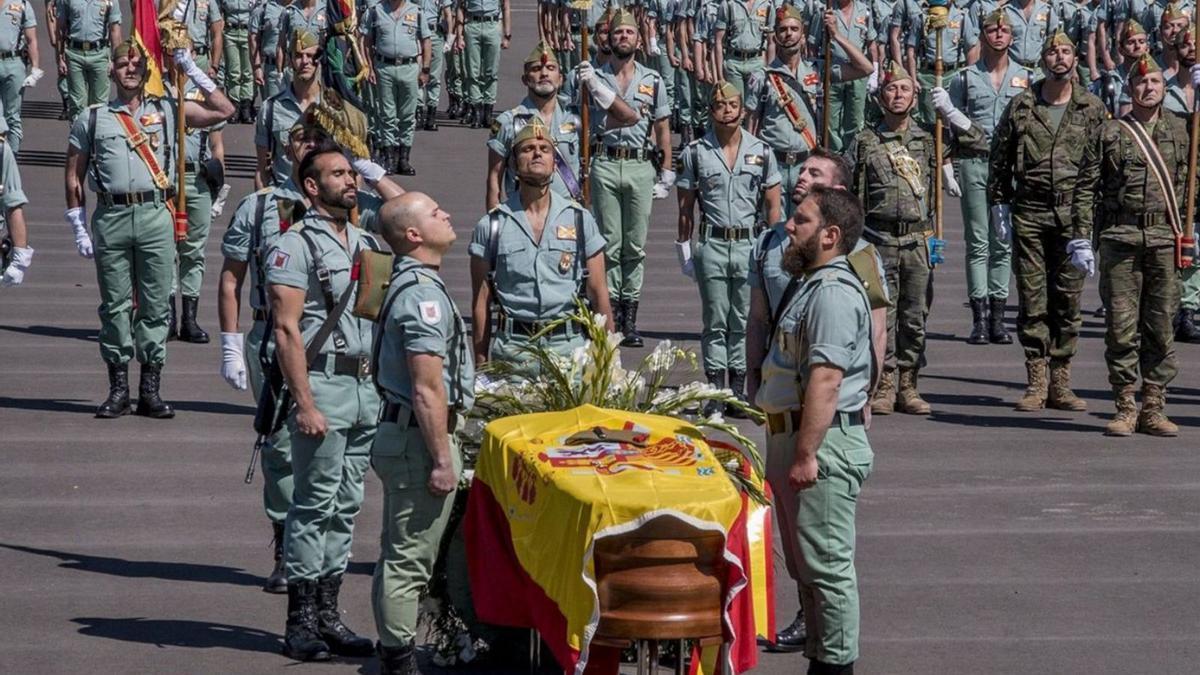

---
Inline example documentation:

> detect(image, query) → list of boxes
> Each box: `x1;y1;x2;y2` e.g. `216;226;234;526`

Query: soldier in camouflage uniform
1074;53;1185;437
988;30;1108;413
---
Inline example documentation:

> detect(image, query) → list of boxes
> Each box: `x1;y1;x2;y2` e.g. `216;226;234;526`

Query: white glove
941;163;962;197
1191;63;1200;89
1067;239;1095;277
21;67;43;89
652;169;676;200
1;246;33;286
443;35;456;53
172;2;187;21
867;62;880;95
175;48;217;94
577;62;618;109
352;157;386;183
66;207;93;258
220;332;248;390
649;35;662;56
674;239;695;279
990;204;1011;241
210;183;231;218
931;86;971;133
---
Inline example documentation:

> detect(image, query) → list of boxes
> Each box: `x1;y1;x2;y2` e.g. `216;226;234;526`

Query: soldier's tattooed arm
676;187;697;242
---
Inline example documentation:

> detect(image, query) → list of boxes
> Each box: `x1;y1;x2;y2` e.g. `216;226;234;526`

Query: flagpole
1183;11;1200;268
175;64;188;242
577;3;592;207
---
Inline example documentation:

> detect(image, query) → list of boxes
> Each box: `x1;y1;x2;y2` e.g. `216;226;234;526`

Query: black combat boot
167;295;178;341
465;103;479;128
620;300;644;348
178;295;210;343
702;370;725;417
480;103;494;127
95;363;132;418
988;296;1013;344
415;104;425;129
424;104;438;131
1175;308;1200;343
967;297;988;345
725;369;750;419
768;609;806;652
58;97;69;120
396;146;416;176
263;522;287;594
609;297;624;336
135;363;175;419
316;573;375;656
284;580;332;662
377;642;418;675
447;94;461;119
241;100;253;124
387;146;403;175
679;124;693;147
807;659;854;675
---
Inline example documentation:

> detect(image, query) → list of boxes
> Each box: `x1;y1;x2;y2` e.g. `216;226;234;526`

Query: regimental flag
323;0;367;108
133;0;165;97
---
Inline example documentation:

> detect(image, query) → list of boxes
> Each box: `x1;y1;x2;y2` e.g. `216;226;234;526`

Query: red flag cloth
133;0;165;97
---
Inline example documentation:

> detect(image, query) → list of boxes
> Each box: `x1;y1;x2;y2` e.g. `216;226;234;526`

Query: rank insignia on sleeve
950;20;960;29
1036;12;1047;22
559;252;574;273
271;250;290;268
638;83;654;96
556;225;577;240
419;301;442;324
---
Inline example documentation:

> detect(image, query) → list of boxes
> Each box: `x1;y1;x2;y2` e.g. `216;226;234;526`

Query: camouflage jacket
851;122;937;225
987;81;1108;228
1073;112;1190;247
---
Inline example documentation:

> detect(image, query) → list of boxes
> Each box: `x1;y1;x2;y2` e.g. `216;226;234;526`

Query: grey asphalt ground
1;2;1198;673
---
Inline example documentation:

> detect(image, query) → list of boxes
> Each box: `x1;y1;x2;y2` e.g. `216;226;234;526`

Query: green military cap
609;8;637;32
525;41;559;67
1128;52;1162;81
1163;2;1187;23
982;8;1009;28
512;116;552;149
1042;29;1074;54
775;3;804;25
293;28;320;53
879;61;912;88
710;80;742;106
1122;20;1147;41
112;37;146;61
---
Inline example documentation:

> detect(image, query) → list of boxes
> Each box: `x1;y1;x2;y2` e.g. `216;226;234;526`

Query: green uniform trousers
424;32;445;108
826;78;866;153
375;61;420;147
915;69;960;129
765;424;804;586
590;156;656;302
676;68;695;126
66;47;110;119
692;78;712;129
283;370;379;581
1012;210;1084;362
261;62;284;100
556;30;580;72
865;226;931;372
798;416;873;666
463;20;500;105
1179;264;1200;311
222;28;253;102
957;155;1010;300
92;201;174;366
370;417;462;647
0;55;25;151
246;318;294;524
172;171;213;298
722;55;762;99
778;159;803;219
1100;241;1179;387
490;329;587;379
57;69;69;102
695;236;752;372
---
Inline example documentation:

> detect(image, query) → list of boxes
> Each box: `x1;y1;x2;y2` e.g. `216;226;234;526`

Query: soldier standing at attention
807;0;877;152
267;147;383;662
904;0;969;128
420;0;455;130
988;30;1108;413
677;81;782;416
460;0;511;128
220;0;256;123
181;0;225;78
855;64;941;416
256;29;323;189
0;118;32;287
589;8;673;348
45;0;69;119
1166;28;1200;343
713;0;774;96
965;0;1057;71
250;0;291;102
747;5;873;218
277;0;328;75
469;118;613;376
1074;54;1187;436
369;192;474;675
0;0;40;152
56;0;122;119
757;185;874;675
64;41;234;419
362;0;432;176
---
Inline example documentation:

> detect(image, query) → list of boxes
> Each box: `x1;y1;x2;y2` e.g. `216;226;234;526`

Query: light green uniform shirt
746;58;833;153
715;0;775;52
361;0;431;58
0;0;36;52
221;181;306;311
183;0;224;47
590;61;670;148
254;86;305;185
279;3;330;52
57;0;120;43
487;97;583;201
806;0;875;66
0;140;27;229
373;256;476;411
467;191;606;322
949;60;1032;140
250;0;289;57
676;130;782;232
461;0;501;16
219;0;254;27
68;97;178;193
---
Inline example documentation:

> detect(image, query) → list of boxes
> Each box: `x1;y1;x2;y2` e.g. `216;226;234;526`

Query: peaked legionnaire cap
710;81;742;106
1164;2;1186;22
1129;52;1163;80
512;116;551;149
292;28;320;53
776;3;804;25
1041;29;1075;54
879;61;912;88
112;37;147;61
1122;19;1147;41
982;8;1009;28
609;8;638;32
525;41;559;68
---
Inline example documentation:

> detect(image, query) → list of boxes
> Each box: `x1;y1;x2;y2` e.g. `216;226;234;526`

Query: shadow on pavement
0;324;98;341
71;617;281;654
0;543;265;588
926;411;1100;433
0;396;256;416
638;330;700;341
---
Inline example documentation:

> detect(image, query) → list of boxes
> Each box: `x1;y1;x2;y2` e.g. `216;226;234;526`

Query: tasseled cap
512;116;551;149
112;37;146;61
1041;29;1075;54
525;41;558;67
609;8;637;33
710;81;742;105
982;8;1009;28
1163;2;1187;23
880;61;912;88
776;3;804;25
1121;19;1147;41
1129;52;1162;81
292;28;320;53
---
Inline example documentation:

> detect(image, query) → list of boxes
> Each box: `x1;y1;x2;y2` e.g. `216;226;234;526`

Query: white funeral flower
645;340;677;372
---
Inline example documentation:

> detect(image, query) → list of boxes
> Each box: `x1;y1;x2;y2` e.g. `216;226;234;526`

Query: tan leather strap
113;110;171;191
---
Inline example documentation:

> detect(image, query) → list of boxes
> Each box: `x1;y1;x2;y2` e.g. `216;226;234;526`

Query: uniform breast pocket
496;237;535;288
309;258;351;304
700;170;725;194
92;131;126;166
546;238;579;279
736;165;763;194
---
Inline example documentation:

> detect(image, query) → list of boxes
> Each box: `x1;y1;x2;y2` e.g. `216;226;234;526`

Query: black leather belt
309;353;372;378
919;62;963;73
377;55;418;66
184;161;199;174
69;39;109;51
499;315;577;338
0;50;20;59
380;400;459;432
1016;192;1071;208
866;218;929;236
727;48;762;60
704;225;754;242
227;21;249;29
466;13;500;22
774;149;809;165
600;146;653;161
193;46;210;55
252;308;269;322
97;189;176;206
1113;212;1166;227
766;408;864;435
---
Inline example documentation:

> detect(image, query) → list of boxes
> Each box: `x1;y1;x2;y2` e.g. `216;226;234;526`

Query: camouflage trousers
864;223;930;372
1012;213;1084;362
1099;241;1179;387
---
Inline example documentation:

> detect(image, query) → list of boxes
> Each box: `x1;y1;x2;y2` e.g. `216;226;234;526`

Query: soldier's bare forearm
217;262;247;333
796;365;843;462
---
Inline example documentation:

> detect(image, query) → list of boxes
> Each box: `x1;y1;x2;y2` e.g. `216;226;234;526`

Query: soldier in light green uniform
369;192;475;675
1074;54;1185;437
469;117;612;377
677;81;782;415
1165;26;1200;343
0;0;39;152
756;185;873;674
56;0;122;119
460;0;511;128
0;115;32;288
277;0;328;73
256;29;322;188
363;0;432;176
904;0;969;127
647;0;676;112
589;8;673;348
714;0;774;96
267;147;383;663
181;0;225;77
853;63;937;417
966;0;1057;70
45;0;69;119
220;0;255;122
65;41;234;420
420;0;453;129
251;0;290;101
988;30;1108;413
807;0;876;152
